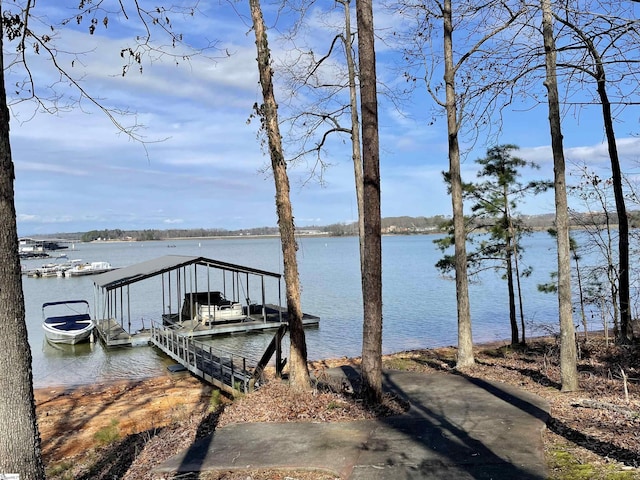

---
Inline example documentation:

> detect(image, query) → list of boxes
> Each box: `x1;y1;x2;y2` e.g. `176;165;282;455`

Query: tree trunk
248;0;311;391
513;240;526;344
444;0;474;368
574;254;588;341
504;182;519;346
506;196;526;345
0;16;46;478
541;0;578;392
596;72;631;343
341;0;365;275
557;15;633;344
505;241;519;346
355;0;383;404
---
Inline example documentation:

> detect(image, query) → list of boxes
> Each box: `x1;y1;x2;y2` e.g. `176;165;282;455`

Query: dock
162;304;318;337
150;322;288;395
94;318;134;346
95;304;318;347
90;255;318;393
91;255;320;347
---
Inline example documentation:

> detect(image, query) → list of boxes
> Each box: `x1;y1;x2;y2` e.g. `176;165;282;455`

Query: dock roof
93;255;281;291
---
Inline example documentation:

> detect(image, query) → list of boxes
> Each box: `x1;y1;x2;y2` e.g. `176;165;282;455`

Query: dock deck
95;318;134;347
150;323;257;395
96;304;319;347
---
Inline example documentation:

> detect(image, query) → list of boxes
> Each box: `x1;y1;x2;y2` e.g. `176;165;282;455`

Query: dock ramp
150;323;259;396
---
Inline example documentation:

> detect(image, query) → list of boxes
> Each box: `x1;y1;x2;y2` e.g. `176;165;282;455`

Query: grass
46;460;75;479
547;448;639;480
210;389;223;409
326;400;347;410
93;419;120;446
383;356;420;371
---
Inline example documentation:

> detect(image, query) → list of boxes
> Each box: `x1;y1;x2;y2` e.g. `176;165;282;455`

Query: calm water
23;233;582;388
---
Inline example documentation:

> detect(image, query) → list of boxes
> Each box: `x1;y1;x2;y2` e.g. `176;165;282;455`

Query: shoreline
35;331;637;479
32;332;562;394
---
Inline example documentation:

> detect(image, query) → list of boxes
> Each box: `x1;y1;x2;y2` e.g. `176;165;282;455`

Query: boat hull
43;322;94;345
65;261;113;276
42;300;95;345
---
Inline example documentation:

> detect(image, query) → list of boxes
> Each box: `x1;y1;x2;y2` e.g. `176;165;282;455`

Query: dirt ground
35;372;213;464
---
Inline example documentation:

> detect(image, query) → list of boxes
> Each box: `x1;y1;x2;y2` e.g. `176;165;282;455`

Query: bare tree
355;0;383;404
0;14;45;477
0;3;221;473
277;0;366;275
396;0;527;367
441;0;474;368
487;0;639;351
249;0;312;391
540;0;578;392
569;165;624;337
341;0;366;268
553;2;639;343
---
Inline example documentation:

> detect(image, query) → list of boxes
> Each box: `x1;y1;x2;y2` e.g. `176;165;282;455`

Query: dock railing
150;322;256;395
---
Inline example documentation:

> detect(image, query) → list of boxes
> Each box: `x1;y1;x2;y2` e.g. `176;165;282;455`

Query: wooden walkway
150;323;261;396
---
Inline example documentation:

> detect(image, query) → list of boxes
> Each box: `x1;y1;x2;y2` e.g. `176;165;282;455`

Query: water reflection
42;338;97;357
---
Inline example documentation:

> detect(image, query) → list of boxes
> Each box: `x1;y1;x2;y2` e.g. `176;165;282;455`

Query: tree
442;0;474;368
436;144;549;346
470;145;551;345
272;0;381;398
341;0;366;273
277;0;366;309
356;0;383;404
248;0;312;391
397;0;527;368
538;231;589;341
570;236;588;341
553;4;637;343
277;0;364;215
569;166;625;339
0;3;216;474
468;145;549;345
0;14;46;478
540;0;578;392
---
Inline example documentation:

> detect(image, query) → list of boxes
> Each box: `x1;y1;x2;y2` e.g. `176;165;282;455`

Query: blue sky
8;1;640;236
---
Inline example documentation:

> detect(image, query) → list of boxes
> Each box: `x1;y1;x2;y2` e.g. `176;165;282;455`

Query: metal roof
93;255;281;291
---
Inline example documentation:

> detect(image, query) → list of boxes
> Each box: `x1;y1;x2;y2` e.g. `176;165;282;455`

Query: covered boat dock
92;255;319;347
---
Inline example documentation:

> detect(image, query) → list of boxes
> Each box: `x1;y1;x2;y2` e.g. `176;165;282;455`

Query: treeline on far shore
28;210;640;243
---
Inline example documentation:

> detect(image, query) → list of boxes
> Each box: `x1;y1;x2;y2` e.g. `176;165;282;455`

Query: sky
7;1;640;236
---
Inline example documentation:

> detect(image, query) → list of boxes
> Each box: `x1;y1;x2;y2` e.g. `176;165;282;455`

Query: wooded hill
30;210;640;242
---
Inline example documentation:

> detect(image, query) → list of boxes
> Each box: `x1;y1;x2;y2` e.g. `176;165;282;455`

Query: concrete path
155;368;550;479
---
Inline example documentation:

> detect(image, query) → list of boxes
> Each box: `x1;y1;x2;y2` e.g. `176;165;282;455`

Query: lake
22;232;581;389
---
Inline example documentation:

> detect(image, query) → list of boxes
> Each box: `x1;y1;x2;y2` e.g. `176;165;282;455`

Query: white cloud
10;1;640;235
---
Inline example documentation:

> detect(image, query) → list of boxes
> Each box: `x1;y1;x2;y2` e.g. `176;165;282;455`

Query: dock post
230;356;235;393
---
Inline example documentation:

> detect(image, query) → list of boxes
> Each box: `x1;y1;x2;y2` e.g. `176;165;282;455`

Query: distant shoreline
21;217;623;246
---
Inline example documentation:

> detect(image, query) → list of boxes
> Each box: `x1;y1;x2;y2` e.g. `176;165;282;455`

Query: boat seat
181;291;226;320
44;313;92;325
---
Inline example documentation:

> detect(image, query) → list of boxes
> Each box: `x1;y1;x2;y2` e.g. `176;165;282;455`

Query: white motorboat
42;300;95;345
24;262;73;277
65;261;114;276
